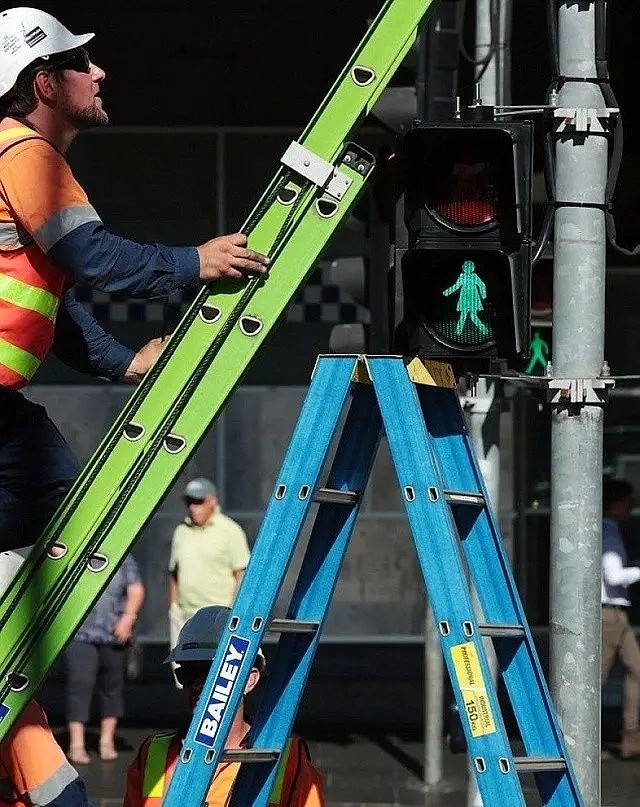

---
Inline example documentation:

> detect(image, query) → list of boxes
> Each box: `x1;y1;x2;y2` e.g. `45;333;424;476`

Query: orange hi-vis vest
133;734;325;807
0;122;69;390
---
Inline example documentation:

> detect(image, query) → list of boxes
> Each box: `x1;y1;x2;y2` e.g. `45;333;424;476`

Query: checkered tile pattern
74;263;370;325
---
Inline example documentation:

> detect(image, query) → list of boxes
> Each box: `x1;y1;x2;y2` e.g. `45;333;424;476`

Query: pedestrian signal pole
549;3;610;803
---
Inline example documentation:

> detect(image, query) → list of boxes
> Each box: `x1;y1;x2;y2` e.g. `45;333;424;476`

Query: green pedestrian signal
524;330;549;375
443;260;489;337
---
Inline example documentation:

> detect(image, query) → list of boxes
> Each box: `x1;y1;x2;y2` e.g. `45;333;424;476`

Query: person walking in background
168;478;250;662
64;554;145;764
124;606;326;807
601;477;640;759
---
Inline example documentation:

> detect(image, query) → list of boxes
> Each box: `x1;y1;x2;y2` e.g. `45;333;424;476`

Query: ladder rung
313;487;359;505
444;490;485;507
478;623;525;639
513;756;567;773
269;618;320;634
221;748;281;763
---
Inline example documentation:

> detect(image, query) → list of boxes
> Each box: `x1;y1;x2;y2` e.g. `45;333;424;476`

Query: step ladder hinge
314;487;359;506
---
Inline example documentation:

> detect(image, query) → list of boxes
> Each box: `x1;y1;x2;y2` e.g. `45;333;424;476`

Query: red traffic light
432;147;498;229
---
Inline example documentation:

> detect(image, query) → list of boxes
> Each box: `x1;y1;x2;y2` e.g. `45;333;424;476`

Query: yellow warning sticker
450;642;497;738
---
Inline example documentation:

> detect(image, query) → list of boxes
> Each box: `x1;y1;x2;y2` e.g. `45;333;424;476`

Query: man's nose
90;62;106;82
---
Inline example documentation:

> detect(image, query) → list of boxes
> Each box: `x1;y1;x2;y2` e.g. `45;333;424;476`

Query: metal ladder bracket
280;140;352;199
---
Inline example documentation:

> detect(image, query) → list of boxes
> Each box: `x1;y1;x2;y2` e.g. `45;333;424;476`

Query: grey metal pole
549;2;608;804
424;606;443;788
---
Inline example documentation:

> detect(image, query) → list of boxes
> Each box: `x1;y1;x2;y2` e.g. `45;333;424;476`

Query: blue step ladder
164;355;583;807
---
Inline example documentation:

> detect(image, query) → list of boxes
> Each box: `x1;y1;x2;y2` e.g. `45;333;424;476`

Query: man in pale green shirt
167;477;250;676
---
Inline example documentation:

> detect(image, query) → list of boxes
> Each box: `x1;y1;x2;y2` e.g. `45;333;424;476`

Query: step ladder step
512;756;567;773
269;618;320;634
478;623;526;638
444;490;485;507
313;487;360;505
221;748;281;763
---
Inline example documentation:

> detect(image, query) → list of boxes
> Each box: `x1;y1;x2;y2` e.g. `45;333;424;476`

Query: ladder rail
228;380;383;806
365;357;526;805
417;384;584;806
0;151;371;738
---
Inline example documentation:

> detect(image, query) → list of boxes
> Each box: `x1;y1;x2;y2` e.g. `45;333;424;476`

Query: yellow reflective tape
0;338;40;381
269;739;292;805
450;642;496;738
0;127;36;144
142;735;174;798
0;274;59;320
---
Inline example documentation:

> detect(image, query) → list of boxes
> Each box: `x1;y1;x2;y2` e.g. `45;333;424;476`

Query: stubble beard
61;96;109;129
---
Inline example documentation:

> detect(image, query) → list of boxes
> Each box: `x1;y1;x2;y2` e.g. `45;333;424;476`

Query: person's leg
169;603;187;689
617;614;640;757
0;390;81;550
97;644;125;760
601;608;623;683
65;640;98;763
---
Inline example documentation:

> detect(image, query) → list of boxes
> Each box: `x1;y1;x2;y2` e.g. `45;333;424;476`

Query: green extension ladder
163;355;583;807
0;0;439;739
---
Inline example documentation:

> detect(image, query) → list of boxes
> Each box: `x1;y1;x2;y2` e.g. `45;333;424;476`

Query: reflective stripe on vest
142;735;174;799
0;273;59;320
0;122;66;389
0;337;40;381
142;736;294;804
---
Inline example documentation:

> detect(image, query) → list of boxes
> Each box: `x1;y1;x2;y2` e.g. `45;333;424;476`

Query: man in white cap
0;551;92;807
168;479;250;675
124;605;326;807
0;8;269;551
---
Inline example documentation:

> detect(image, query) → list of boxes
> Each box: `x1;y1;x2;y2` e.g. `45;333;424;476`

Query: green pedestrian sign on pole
443;260;489;337
524;330;550;375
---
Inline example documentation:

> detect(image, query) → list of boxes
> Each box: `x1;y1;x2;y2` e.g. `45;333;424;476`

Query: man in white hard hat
0;551;92;807
124;605;326;807
0;8;270;551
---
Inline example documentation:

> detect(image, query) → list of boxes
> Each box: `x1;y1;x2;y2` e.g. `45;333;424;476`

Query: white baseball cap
0;7;94;98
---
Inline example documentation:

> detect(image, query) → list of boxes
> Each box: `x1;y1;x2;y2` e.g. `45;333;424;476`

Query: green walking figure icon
524;330;549;375
443;260;488;336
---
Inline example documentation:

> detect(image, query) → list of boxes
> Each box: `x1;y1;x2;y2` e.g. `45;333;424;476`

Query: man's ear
33;70;59;105
244;667;260;695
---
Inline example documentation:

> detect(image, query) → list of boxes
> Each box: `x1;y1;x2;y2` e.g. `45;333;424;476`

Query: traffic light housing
393;118;533;368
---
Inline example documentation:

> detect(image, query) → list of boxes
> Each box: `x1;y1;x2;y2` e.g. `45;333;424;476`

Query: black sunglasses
174;662;211;688
184;497;206;506
43;48;91;75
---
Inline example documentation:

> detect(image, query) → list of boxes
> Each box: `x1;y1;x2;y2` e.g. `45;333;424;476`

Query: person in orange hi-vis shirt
0;551;91;807
124;606;326;807
0;8;269;553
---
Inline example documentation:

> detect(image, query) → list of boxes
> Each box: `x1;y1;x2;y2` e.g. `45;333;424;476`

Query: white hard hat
166;605;266;669
0;551;24;596
0;8;94;98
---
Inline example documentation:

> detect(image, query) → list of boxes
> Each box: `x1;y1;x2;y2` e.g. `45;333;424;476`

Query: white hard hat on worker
0;7;94;97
